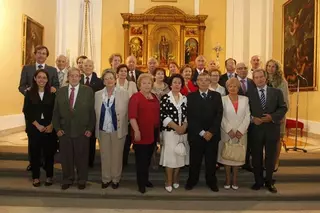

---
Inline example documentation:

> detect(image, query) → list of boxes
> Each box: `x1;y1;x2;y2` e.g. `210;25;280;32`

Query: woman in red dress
128;73;160;194
180;65;197;96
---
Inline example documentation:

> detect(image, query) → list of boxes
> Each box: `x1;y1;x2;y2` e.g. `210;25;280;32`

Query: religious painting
185;38;198;65
129;37;143;65
130;26;143;35
185;27;198;37
22;15;44;65
283;0;318;91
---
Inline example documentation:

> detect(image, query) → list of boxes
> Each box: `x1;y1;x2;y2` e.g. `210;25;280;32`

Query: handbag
174;135;187;156
222;138;245;162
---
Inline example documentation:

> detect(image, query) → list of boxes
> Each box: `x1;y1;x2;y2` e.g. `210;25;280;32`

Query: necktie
85;77;90;86
240;79;247;94
69;87;75;109
38;64;43;70
228;73;233;79
260;89;266;109
201;92;207;99
58;71;64;86
130;71;135;82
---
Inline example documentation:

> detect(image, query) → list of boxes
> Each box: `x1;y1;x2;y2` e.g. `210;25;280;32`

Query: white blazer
218;95;251;165
94;87;129;139
116;79;137;98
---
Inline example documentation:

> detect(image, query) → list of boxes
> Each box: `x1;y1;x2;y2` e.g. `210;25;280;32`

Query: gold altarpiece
121;6;208;70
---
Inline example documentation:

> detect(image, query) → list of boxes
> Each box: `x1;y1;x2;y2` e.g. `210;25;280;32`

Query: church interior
0;0;320;212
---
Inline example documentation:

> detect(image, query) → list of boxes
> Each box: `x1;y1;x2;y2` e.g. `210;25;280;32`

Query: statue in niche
159;35;169;65
129;37;143;65
185;38;199;65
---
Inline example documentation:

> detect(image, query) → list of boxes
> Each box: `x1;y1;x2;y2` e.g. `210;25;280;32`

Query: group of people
19;45;289;195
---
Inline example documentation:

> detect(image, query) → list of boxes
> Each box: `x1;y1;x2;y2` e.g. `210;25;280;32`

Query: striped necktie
260;89;266;109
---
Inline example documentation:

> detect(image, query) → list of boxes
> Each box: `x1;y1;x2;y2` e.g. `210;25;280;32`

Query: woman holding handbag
159;74;189;193
217;78;250;190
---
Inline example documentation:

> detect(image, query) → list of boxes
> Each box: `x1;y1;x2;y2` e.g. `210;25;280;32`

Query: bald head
236;62;248;79
126;55;137;71
195;55;206;70
83;59;94;76
56;55;68;71
250;55;261;70
147;57;158;74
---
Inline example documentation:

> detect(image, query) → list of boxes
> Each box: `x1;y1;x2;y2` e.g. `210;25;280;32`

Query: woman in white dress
160;74;189;193
217;78;250;190
208;69;226;96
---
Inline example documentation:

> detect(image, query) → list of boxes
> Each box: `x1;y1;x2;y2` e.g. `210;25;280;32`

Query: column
180;25;185;65
143;24;148;66
123;23;130;59
199;26;206;55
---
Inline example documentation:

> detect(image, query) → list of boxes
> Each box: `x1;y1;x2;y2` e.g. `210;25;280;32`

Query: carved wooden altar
121;6;208;69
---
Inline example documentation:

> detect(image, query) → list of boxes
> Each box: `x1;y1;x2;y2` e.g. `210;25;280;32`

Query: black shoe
61;184;71;190
138;186;146;194
101;181;111;189
78;184;86;190
32;180;41;187
251;183;263;190
44;181;53;186
112;182;119;189
145;181;154;188
185;184;193;190
26;164;32;171
209;184;219;192
266;184;277;193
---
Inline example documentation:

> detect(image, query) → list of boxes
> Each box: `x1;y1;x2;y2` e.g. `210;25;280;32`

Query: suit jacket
52;85;95;138
116;79;138;98
191;69;208;85
218;72;238;88
94;88;129;139
19;64;59;95
23;90;55;135
187;90;223;143
80;72;104;93
238;78;255;96
127;69;143;83
247;86;287;140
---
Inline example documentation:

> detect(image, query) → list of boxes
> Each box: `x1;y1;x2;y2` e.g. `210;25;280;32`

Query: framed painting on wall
22;15;44;65
282;0;318;91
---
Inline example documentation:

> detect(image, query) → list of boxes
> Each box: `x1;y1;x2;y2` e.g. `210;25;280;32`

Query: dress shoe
145;181;154;188
224;185;231;190
26;164;32;171
138;186;146;194
44;178;53;186
78;184;86;190
209;185;219;192
185;184;193;191
102;181;111;189
173;183;179;189
112;182;119;189
165;186;173;193
32;179;41;187
231;185;239;190
251;183;263;190
266;184;277;193
61;184;71;190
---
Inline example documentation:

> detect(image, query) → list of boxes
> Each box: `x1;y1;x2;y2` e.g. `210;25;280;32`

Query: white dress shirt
196;68;204;75
84;74;92;84
227;72;236;79
247;69;254;79
209;84;226;96
257;85;268;100
129;70;136;81
68;84;80;108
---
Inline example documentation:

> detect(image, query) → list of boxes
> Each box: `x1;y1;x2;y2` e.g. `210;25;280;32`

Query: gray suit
52;85;95;185
18;64;60;95
247;86;287;186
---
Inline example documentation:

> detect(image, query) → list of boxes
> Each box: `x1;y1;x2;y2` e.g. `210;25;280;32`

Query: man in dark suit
186;73;223;192
126;55;142;84
18;45;59;171
247;69;287;193
19;45;60;95
218;58;237;89
53;67;95;190
80;59;103;168
191;55;208;85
